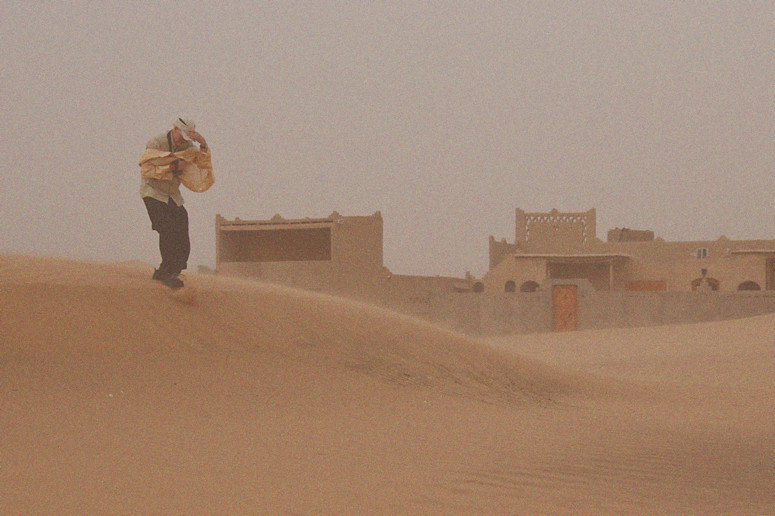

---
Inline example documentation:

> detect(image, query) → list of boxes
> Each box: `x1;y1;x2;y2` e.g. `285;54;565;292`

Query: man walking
140;117;210;289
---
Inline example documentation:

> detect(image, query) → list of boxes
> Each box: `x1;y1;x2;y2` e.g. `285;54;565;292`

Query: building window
520;281;540;293
504;281;516;292
696;248;708;259
737;281;761;291
219;227;332;262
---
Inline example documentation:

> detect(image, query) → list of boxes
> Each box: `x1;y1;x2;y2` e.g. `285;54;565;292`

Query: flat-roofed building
483;208;775;293
216;211;386;292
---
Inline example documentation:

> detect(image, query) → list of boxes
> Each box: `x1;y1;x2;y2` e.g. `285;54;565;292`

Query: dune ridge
0;255;593;403
2;255;774;514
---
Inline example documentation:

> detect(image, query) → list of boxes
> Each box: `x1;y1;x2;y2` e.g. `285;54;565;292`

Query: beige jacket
139;135;214;204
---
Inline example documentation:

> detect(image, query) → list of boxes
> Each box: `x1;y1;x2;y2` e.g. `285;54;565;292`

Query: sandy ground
1;255;774;514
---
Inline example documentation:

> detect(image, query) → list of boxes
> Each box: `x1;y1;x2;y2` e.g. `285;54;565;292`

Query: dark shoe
152;268;166;281
163;274;184;289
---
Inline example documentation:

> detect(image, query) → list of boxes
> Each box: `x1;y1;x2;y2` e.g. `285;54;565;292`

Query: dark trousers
143;197;190;275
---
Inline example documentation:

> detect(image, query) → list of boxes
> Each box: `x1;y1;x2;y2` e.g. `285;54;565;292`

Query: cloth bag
138;146;214;192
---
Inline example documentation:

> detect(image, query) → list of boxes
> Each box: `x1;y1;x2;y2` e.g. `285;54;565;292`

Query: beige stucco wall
488;237;517;269
382;288;775;336
516;208;597;251
216;211;384;286
483;249;773;294
614;244;772;292
577;290;775;332
482;256;547;293
664;253;769;292
329;213;383;272
490;208;775;293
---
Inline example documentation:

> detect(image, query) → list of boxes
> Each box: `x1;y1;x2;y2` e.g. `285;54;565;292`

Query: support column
608;260;614;291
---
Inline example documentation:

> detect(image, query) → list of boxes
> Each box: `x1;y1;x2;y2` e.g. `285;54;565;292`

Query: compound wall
376;288;775;336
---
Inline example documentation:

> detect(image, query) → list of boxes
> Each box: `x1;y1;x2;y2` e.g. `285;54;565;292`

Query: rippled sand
2;255;773;514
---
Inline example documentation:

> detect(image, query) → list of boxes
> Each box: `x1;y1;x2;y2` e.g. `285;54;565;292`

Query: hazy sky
2;1;773;277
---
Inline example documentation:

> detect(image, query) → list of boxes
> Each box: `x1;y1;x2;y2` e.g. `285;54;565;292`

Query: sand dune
2;255;774;514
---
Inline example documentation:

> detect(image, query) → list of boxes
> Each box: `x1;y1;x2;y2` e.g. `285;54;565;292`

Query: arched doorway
737;281;761;291
504;280;516;292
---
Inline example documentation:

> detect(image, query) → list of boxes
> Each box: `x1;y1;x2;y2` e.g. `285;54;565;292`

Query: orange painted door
552;285;578;331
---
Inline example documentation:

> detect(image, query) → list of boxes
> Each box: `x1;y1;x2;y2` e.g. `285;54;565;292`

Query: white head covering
173;117;196;141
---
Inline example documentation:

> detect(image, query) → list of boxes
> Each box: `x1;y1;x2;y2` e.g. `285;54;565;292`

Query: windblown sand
1;255;773;514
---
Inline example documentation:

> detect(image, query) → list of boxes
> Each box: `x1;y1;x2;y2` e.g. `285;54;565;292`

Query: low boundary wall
381;289;775;336
216;271;775;336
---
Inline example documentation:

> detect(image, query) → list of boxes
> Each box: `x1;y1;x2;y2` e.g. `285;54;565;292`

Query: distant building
216;211;387;292
483;208;775;293
214;207;775;334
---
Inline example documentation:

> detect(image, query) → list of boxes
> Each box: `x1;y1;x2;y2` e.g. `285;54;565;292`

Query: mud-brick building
214;207;775;335
215;210;470;304
215;211;390;293
483;208;775;294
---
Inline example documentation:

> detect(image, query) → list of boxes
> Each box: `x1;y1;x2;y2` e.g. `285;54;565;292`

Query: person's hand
185;130;207;148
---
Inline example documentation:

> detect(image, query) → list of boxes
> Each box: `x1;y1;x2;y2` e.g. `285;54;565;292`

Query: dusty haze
1;2;773;276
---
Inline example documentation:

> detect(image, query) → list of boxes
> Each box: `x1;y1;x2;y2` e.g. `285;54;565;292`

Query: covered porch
515;253;630;291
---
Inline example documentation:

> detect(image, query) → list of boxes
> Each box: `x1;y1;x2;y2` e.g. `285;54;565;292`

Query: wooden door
552;284;578;331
